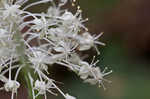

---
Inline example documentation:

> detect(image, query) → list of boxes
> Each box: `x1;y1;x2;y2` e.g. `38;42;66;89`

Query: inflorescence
0;0;112;99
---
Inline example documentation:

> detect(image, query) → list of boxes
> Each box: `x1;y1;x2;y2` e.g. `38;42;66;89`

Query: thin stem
13;24;42;99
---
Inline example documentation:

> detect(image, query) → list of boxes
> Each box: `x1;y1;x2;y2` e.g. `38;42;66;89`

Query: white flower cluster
0;0;112;99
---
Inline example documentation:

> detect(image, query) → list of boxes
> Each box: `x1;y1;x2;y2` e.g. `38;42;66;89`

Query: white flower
29;50;48;64
4;80;20;93
48;27;64;38
78;61;91;79
32;16;47;32
84;67;104;85
67;53;81;64
34;80;47;95
78;32;94;51
54;41;74;53
59;10;88;32
34;79;57;97
28;49;50;73
61;11;75;21
78;60;112;88
65;93;76;99
3;3;21;19
48;27;76;39
77;32;105;54
47;7;61;18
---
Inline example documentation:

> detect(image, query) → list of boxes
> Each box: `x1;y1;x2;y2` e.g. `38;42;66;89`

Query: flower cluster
0;0;112;99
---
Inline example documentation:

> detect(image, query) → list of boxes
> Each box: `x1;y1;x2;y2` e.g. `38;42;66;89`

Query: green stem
14;31;33;99
14;26;42;99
